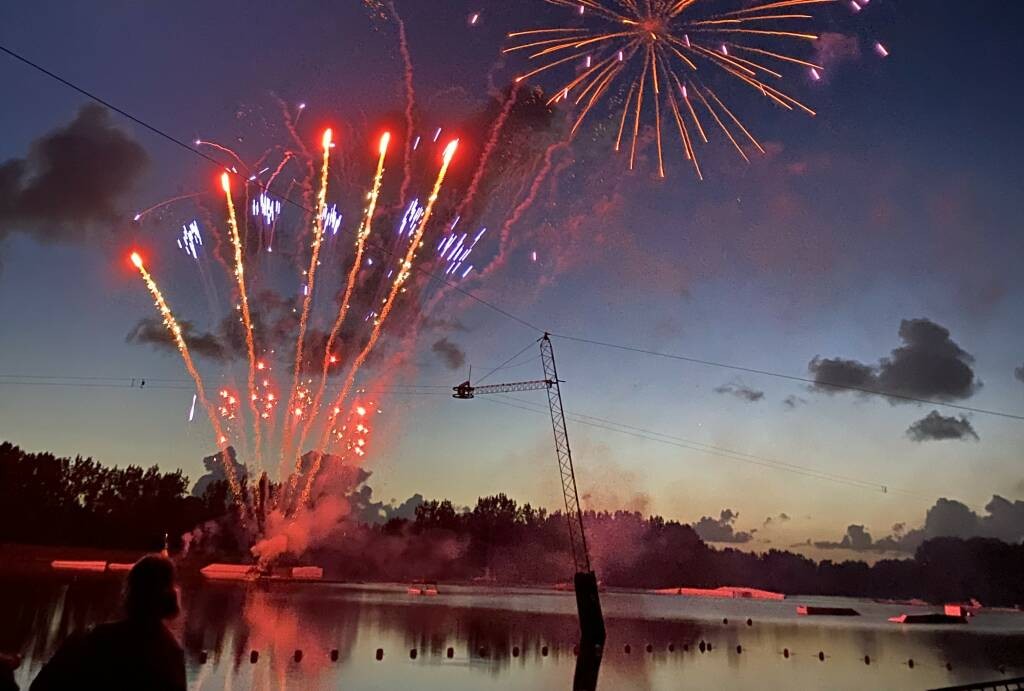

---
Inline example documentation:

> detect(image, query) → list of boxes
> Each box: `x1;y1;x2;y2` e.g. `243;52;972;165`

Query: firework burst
506;0;830;179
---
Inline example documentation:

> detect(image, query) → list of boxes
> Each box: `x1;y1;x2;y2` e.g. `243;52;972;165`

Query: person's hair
124;554;179;621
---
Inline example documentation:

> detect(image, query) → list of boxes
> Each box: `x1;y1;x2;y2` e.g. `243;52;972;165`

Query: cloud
431;337;466;370
693;509;753;544
0;104;148;243
713;381;765;403
813;495;1024;553
763;512;791;527
1015;364;1024;384
906;411;979;442
782;395;807;410
126;317;227;361
808;318;980;403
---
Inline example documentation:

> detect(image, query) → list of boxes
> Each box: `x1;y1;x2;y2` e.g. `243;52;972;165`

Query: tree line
2;442;1021;606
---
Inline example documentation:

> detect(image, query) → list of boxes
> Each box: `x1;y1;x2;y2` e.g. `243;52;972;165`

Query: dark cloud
782;395;807;410
431;337;466;370
763;512;791;527
0;104;148;243
693;509;753;544
713;381;764;403
126;317;227;361
1015;364;1024;384
808;318;980;403
813;495;1024;553
906;410;979;442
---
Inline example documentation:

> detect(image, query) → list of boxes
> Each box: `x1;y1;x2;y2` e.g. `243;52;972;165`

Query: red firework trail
295;132;391;460
282;129;333;478
476;140;571;281
455;83;522;221
301;140;459;507
133;192;204;222
130;252;244;505
389;0;417;210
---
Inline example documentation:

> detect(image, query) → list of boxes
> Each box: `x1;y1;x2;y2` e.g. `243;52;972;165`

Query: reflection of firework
507;0;829;178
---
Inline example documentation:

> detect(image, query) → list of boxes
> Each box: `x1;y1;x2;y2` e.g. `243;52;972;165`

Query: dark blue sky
1;0;1022;553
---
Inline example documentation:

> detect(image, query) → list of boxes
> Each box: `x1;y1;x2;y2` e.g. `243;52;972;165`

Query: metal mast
453;333;605;644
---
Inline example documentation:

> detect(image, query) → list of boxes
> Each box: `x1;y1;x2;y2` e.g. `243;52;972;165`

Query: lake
3;572;1023;690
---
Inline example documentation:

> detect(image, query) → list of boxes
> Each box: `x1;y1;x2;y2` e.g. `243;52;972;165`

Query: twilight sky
1;0;1022;557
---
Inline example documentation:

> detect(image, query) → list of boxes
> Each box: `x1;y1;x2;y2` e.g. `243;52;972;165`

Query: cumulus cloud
0;104;148;243
431;337;466;370
693;509;753;544
713;381;765;403
808;318;980;403
813;495;1024;553
906;410;979;442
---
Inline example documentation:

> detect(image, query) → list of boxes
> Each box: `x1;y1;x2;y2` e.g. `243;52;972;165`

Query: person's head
124;554;180;622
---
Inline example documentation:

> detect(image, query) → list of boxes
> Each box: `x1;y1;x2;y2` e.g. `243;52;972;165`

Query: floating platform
888;613;967;625
797;605;860;616
200;563;259;581
50;560;107;572
654;586;785;601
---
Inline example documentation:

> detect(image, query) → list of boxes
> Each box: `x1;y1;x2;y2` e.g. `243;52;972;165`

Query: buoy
707;643;713;652
250;650;259;664
446;647;454;659
624;644;631;654
293;650;302;663
668;643;675;652
818;651;825;662
376;648;384;661
746;618;753;627
682;643;689;652
478;647;488;658
410;648;417;660
945;662;952;671
736;645;742;655
541;646;549;657
864;655;870;665
907;658;914;669
783;648;790;659
722;617;729;625
330;649;339;662
646;644;653;653
699;641;706;653
998;665;1006;675
512;646;520;657
199;650;208;664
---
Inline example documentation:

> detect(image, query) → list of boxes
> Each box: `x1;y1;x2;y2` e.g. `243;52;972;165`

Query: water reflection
3;573;1024;690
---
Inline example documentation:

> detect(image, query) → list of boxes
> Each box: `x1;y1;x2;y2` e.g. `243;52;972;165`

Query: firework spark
130;252;243;503
177;220;203;260
506;0;828;178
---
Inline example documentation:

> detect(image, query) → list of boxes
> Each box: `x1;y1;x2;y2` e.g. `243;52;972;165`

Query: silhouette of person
30;555;186;691
0;653;20;691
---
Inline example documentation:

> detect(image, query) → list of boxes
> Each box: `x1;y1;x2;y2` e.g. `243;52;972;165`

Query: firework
130;252;243;503
506;0;829;178
295;132;392;467
251;191;282;226
300;139;459;506
282;129;334;472
222;173;264;471
177;220;203;260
